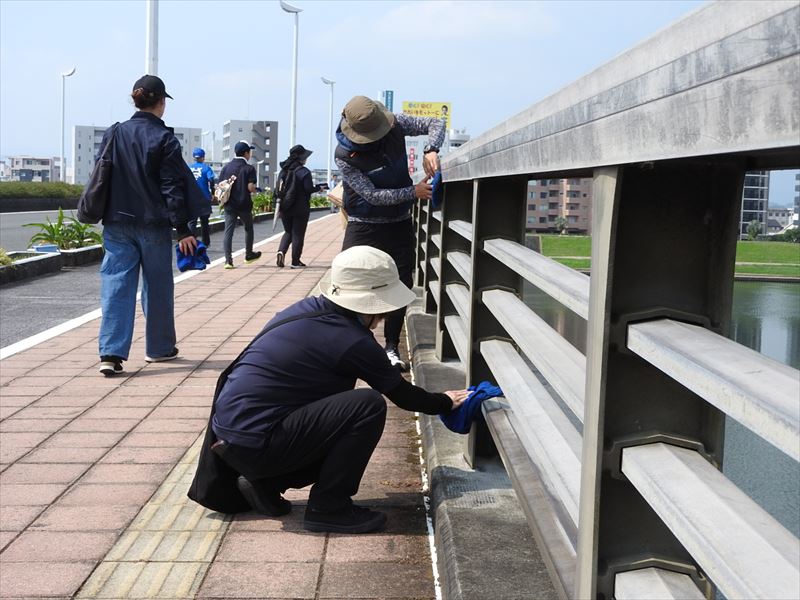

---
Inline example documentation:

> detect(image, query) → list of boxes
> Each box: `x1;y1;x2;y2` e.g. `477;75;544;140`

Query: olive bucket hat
316;246;415;314
340;96;395;144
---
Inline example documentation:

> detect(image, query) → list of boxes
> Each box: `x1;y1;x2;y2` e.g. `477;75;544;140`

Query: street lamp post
280;0;302;149
60;67;76;183
321;77;335;190
145;0;158;74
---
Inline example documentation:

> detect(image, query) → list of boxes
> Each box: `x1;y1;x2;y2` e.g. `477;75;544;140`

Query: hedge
0;181;84;199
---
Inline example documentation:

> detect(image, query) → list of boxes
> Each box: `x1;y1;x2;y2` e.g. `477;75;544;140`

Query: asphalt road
0;211;330;348
0;209;76;252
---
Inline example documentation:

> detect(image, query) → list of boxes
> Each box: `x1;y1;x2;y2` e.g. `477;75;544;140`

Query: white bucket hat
316;246;416;314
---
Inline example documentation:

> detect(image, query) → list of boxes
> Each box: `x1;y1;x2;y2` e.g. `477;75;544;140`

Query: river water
523;280;800;537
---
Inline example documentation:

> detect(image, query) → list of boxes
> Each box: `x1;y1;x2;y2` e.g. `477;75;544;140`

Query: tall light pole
60;67;76;183
321;77;335;190
280;0;302;149
145;0;158;74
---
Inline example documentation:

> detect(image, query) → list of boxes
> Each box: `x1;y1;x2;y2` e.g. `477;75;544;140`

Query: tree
554;216;568;235
746;219;762;241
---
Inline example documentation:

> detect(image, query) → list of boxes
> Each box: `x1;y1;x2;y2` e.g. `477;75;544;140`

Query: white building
739;171;770;239
221;120;279;189
72;125;202;185
7;156;61;182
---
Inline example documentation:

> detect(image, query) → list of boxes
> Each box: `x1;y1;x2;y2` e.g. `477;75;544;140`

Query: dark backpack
76;122;120;224
275;166;298;212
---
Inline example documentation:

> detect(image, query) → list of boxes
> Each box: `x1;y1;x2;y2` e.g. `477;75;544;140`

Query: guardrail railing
412;2;800;598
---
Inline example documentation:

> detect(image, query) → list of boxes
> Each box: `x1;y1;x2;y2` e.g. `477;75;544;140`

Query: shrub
310;194;330;208
23;208;102;249
0;248;11;266
252;191;274;214
0;181;84;199
768;228;800;243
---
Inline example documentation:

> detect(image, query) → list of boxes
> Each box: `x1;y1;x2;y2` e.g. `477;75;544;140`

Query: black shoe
290;261;306;269
236;476;292;516
145;347;179;363
303;505;387;534
276;251;285;268
244;251;262;264
99;356;124;377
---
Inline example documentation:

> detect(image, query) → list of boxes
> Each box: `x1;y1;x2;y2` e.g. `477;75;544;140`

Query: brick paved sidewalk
0;214;436;599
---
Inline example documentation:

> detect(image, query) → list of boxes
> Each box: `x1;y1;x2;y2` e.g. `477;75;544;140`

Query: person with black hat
96;75;198;377
275;144;327;269
334;96;445;371
219;141;261;269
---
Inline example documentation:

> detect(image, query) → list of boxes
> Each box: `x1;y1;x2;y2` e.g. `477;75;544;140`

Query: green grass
538;234;591;257
734;264;800;277
553;257;591;270
735;241;800;264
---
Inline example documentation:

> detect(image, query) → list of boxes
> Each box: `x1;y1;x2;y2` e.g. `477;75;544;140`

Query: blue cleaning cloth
176;241;211;272
439;381;503;434
431;171;443;209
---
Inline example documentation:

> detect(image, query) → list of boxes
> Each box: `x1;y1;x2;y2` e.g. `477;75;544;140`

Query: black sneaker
276;251;285;268
385;345;408;371
244;251;262;264
145;347;179;363
99;356;124;377
303;505;387;534
290;261;306;269
236;476;291;516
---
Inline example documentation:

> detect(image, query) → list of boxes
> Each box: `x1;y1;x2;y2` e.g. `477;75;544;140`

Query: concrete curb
406;294;558;600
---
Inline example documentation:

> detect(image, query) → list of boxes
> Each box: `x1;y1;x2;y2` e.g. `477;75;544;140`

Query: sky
1;0;796;206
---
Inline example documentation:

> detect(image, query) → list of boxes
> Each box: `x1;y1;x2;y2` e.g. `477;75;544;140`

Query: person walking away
97;75;198;377
276;144;326;269
190;245;468;533
334;95;443;370
189;147;214;247
219;141;261;269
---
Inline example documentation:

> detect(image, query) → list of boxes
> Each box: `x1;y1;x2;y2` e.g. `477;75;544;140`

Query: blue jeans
98;222;176;360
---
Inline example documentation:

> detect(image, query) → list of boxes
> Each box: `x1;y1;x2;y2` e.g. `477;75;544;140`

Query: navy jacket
219;158;257;213
99;111;192;237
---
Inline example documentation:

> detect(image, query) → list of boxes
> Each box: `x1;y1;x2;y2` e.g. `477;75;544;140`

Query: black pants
278;211;310;266
218;388;386;512
342;219;414;347
223;208;254;263
191;216;211;247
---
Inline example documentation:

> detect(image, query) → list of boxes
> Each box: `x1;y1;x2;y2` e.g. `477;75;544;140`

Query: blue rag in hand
431;171;443;209
176;241;211;272
439;381;503;434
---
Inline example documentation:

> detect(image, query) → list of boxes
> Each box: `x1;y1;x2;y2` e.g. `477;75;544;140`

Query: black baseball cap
235;140;255;156
132;74;173;100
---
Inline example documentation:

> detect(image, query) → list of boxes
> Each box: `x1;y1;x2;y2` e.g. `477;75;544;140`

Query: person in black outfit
219;141;261;269
207;246;468;534
276;144;326;269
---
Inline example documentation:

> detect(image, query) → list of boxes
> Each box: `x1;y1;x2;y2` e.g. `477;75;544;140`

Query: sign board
381;90;394;112
402;101;451;129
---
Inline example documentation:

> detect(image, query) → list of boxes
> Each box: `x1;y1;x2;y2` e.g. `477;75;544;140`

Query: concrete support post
576;160;745;599
435;180;473;363
462;175;528;465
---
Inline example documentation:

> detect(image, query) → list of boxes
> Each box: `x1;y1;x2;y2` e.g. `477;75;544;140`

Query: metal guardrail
412;2;800;598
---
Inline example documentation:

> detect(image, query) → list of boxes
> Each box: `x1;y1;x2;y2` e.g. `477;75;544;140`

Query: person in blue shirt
189;148;215;247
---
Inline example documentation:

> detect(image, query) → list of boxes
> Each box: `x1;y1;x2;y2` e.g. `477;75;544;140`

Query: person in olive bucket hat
334;96;445;371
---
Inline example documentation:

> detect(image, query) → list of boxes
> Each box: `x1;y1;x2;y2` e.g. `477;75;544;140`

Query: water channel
523;280;800;537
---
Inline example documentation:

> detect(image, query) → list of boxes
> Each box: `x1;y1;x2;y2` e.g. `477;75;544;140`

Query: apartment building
72;125;202;185
7;156;61;182
526;178;593;234
739;171;770;238
221;120;279;189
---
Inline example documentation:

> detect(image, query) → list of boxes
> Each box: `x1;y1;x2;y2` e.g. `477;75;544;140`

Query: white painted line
0;214;335;360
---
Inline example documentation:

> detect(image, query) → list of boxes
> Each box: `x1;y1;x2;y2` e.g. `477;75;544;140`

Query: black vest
335;127;413;220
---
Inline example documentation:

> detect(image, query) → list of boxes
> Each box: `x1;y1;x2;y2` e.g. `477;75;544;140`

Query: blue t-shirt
190;161;215;200
212;296;404;447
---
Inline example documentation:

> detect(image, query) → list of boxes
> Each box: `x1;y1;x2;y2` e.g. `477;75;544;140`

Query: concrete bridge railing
411;2;800;598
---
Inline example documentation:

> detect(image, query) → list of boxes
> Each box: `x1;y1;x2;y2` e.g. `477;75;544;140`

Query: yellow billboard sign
402;101;451;129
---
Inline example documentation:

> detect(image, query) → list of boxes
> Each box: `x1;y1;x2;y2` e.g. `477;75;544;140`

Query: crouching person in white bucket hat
206;246;468;534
